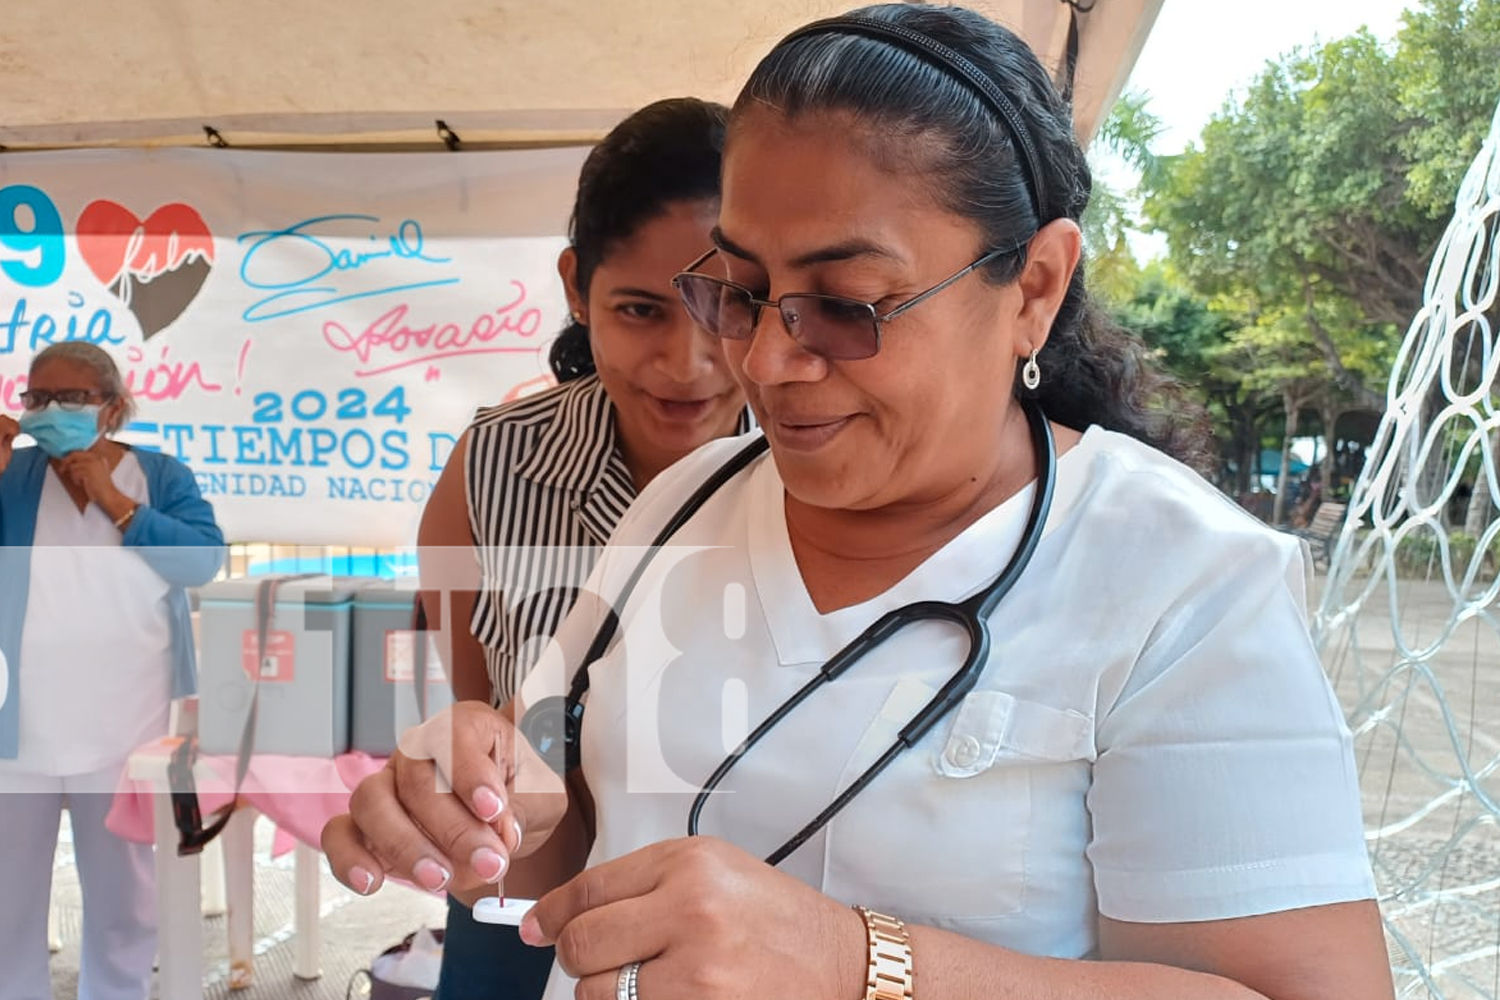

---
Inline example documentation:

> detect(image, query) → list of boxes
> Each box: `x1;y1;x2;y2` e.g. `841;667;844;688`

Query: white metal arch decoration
1316;98;1500;998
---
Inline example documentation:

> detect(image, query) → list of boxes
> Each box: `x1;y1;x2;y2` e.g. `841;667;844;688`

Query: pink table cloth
108;741;387;857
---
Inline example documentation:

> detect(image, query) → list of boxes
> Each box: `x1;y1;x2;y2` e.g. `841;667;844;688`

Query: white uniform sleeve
1086;532;1376;922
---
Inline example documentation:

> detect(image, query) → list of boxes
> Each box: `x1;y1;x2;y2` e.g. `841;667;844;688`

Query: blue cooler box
197;575;357;757
350;578;453;757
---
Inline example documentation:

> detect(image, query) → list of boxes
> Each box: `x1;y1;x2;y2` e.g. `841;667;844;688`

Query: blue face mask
19;403;104;459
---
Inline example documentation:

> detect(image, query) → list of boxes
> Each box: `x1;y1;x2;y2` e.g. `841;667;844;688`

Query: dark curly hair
736;4;1212;468
548;97;728;383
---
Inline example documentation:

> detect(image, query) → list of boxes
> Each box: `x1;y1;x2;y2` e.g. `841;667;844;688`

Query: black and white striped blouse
463;375;751;705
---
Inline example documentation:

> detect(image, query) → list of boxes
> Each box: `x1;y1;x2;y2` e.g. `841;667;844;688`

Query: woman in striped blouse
415;97;749;1000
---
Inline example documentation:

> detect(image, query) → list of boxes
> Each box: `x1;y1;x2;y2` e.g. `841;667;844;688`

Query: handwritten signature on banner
238;214;455;323
321;281;546;377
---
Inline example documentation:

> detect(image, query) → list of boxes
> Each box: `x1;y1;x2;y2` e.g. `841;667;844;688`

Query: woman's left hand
519;837;867;1000
56;450;128;512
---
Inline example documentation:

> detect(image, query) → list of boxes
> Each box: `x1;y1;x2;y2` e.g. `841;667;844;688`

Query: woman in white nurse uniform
0;341;224;1000
323;6;1396;998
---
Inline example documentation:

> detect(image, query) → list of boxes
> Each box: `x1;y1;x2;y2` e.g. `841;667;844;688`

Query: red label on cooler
241;629;295;682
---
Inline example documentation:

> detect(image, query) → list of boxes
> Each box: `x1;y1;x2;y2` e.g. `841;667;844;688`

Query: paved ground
1316;569;1500;999
45;818;447;1000
35;569;1500;999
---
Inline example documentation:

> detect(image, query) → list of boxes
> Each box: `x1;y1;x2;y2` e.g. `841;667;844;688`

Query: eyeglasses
671;246;1015;361
19;389;107;411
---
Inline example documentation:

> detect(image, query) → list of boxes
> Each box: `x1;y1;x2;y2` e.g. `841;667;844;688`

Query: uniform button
947;735;982;768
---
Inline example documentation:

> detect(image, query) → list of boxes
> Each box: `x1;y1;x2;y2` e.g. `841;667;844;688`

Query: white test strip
472;896;538;925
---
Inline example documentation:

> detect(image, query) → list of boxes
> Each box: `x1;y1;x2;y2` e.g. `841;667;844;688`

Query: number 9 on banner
0;185;65;288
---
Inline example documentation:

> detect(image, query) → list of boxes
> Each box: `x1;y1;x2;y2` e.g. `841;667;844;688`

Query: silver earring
1022;350;1041;391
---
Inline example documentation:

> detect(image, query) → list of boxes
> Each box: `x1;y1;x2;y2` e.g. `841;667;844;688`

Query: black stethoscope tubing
523;399;1056;867
534;433;773;770
688;400;1056;863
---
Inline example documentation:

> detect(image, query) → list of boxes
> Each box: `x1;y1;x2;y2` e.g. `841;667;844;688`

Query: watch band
854;906;914;1000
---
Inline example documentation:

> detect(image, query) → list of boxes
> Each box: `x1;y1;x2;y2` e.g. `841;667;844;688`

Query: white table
126;738;322;999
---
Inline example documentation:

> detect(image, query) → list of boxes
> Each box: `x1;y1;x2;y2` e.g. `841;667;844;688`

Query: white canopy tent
1;0;1163;150
0;0;1166;547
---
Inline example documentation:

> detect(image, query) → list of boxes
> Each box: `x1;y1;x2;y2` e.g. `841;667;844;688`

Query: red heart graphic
76;202;216;339
77;201;215;287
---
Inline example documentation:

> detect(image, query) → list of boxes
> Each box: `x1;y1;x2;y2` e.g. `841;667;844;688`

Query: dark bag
346;928;445;1000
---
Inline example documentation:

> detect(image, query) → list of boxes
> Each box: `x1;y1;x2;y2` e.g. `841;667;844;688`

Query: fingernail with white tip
471;847;507;883
350;865;376;895
413;858;451;893
472;786;505;822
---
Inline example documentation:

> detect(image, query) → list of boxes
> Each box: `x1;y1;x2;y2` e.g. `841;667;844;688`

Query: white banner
0;147;589;545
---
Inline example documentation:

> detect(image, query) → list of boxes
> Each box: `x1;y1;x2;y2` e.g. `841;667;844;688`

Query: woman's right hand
321;700;568;897
0;413;19;476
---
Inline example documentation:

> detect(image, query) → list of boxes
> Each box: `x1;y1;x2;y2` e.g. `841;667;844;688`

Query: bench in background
1291;500;1348;570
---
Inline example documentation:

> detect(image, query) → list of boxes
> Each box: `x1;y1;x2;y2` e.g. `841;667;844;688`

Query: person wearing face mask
0;341;225;1000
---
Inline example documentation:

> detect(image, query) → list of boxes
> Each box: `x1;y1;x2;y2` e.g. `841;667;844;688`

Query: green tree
1093;90;1169;189
1396;0;1500;216
1147;30;1421;411
1097;2;1500;510
1109;263;1275;494
1141;0;1500;494
1083;91;1165;304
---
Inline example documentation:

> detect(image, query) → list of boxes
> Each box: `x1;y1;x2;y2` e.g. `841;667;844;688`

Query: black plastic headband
778;15;1048;224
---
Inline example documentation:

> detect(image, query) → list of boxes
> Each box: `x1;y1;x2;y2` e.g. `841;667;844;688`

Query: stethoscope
520;398;1056;866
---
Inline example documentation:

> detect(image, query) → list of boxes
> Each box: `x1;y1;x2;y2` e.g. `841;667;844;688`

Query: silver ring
616;961;641;1000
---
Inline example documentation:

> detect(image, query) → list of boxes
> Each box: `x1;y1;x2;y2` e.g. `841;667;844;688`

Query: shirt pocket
821;682;1093;922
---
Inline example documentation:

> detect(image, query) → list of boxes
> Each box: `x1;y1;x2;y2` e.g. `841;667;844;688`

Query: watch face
517;695;573;774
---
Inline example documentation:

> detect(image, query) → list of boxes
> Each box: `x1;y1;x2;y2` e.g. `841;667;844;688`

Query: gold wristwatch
854;906;914;1000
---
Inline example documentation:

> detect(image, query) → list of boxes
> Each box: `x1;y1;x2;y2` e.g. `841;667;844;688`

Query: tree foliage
1145;27;1430;407
1082;90;1162;304
1099;0;1500;511
1397;0;1500;215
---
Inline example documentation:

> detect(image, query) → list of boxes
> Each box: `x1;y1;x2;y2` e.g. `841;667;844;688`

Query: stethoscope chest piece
518;694;585;774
